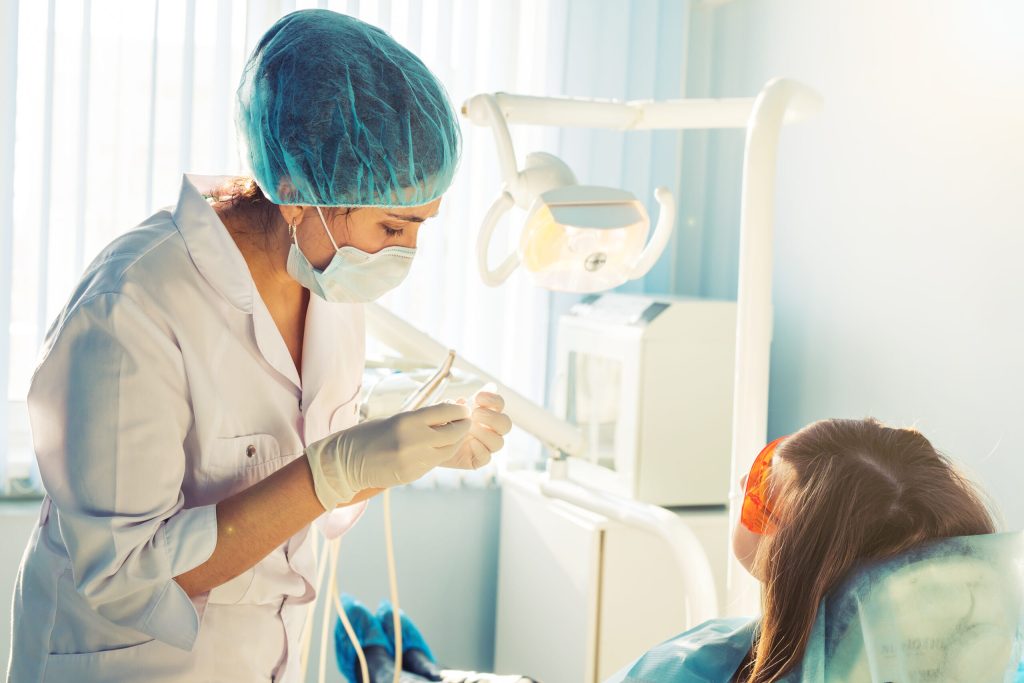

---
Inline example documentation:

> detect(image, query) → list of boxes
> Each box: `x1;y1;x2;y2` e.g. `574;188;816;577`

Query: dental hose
332;536;370;683
383;487;402;680
307;351;457;683
324;539;345;682
328;489;399;683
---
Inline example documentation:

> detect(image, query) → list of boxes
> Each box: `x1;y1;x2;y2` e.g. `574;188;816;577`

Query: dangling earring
288;219;298;239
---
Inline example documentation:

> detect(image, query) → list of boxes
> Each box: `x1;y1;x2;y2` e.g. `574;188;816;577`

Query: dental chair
608;531;1024;683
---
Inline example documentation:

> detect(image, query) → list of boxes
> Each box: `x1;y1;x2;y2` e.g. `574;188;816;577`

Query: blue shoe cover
334;595;394;682
376;600;436;661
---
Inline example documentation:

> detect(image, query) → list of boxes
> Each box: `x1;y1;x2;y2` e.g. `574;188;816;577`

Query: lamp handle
478;192;520;287
629;186;676;279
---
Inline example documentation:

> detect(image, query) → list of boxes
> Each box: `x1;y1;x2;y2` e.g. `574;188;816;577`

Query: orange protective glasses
740;436;788;534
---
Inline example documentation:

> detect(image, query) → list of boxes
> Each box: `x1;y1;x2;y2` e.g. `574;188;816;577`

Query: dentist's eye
382;224;405;238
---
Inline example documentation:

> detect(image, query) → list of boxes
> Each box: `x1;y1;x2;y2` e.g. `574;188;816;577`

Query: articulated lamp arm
365;302;585;459
629;186;677;280
477;192;518;287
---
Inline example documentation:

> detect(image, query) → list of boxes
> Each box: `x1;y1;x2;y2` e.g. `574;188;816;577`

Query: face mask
286;207;416;303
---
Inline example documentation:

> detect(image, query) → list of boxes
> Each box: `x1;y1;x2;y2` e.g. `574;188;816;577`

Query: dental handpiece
400;350;456;412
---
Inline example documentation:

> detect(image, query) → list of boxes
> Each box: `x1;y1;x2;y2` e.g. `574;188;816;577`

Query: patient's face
732;454;795;580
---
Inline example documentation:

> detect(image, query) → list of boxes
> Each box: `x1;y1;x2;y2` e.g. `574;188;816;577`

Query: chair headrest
791;532;1024;683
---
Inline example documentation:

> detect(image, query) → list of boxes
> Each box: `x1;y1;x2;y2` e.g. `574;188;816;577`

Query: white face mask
286;207;416;303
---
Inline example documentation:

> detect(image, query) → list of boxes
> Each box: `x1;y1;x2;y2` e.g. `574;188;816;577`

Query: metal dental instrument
401;350;457;411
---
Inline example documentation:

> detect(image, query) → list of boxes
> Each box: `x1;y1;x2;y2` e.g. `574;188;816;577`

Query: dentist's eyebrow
385;211;439;223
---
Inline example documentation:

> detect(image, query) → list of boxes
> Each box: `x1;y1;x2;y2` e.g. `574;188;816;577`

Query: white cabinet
553;295;737;508
494;472;728;683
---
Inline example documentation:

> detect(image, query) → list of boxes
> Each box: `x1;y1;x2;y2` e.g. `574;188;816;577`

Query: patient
731;417;997;682
612;417;1015;683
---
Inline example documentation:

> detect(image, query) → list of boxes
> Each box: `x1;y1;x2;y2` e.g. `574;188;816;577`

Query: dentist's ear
278;205;306;228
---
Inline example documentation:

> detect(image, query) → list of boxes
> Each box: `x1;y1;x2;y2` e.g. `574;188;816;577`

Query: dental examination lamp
462;81;820;295
463;92;677;292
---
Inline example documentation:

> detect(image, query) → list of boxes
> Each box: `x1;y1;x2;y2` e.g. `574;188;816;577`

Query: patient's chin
732;523;764;580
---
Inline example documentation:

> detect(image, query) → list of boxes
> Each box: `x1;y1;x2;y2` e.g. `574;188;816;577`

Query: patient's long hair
741;418;996;683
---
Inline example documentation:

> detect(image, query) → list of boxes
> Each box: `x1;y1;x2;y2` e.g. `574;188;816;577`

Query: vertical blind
0;0;691;491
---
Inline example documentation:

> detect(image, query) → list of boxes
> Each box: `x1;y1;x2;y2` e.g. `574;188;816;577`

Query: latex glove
441;389;513;470
306;403;471;510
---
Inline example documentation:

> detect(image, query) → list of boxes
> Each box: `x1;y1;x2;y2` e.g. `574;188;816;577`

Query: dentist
8;10;511;683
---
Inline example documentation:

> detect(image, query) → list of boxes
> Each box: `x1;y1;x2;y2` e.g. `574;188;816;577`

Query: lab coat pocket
204;433;289;501
209;433;284;471
206;566;256;606
42;638;179;683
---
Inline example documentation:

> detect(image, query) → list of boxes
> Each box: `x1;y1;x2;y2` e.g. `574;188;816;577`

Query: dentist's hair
208;176;278;233
740;418;995;683
206;176;355;239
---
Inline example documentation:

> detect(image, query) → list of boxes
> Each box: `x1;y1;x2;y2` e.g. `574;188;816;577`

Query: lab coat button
246;444;256;458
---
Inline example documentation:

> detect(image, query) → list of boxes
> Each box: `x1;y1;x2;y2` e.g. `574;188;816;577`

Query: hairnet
236;9;461;207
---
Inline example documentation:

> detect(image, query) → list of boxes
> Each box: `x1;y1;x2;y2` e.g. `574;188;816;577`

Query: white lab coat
7;175;368;683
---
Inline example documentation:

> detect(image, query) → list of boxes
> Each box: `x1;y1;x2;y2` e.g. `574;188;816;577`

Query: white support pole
724;78;823;616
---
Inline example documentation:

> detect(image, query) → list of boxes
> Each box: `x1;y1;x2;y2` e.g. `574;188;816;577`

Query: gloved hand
306;403;471;510
440;389;513;470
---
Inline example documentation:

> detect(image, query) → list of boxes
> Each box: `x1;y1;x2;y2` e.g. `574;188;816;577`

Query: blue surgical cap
237;10;461;207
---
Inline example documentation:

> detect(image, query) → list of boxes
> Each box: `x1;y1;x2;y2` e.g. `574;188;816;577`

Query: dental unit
304;78;822;683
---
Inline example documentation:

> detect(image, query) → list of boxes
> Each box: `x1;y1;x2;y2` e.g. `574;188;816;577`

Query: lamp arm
628;186;676;279
478;192;520;287
466;92;822;131
465;94;520;188
365;303;586;458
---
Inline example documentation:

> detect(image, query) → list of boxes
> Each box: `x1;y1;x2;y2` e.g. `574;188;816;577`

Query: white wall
701;0;1024;527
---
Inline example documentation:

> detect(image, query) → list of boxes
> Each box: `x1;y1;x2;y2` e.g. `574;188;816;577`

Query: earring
288;219;297;238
